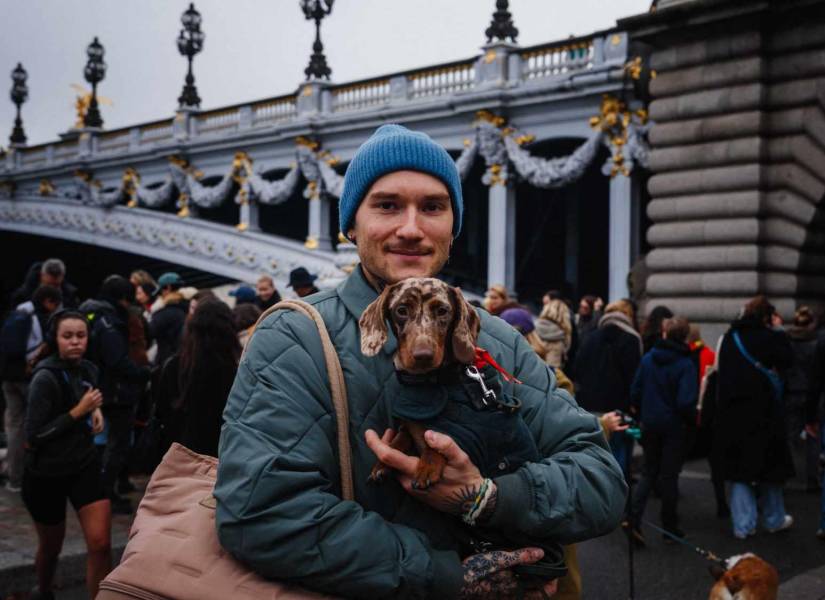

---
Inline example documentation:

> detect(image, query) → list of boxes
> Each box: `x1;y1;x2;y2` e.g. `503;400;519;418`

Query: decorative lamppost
300;0;334;80
485;0;518;44
83;37;106;128
177;3;205;108
9;63;28;146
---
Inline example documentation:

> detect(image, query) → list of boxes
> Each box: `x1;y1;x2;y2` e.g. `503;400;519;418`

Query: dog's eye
395;305;409;319
435;305;450;318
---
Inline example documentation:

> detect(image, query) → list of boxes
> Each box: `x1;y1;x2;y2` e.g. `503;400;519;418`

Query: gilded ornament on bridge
70;84;113;129
39;179;55;196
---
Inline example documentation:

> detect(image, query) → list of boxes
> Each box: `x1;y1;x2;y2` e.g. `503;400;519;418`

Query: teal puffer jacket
215;267;626;599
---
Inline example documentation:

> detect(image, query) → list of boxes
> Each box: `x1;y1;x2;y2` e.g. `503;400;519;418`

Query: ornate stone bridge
0;18;641;299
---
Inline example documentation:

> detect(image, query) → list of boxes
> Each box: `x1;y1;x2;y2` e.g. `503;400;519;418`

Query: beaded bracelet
462;478;494;526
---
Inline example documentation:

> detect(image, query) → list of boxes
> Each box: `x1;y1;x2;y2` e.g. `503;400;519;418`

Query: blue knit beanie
339;124;463;239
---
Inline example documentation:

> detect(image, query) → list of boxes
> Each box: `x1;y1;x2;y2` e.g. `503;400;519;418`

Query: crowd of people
481;284;825;551
0;258;320;599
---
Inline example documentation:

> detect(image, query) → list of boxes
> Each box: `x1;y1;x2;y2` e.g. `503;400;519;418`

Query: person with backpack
23;309;111;600
79;276;151;514
628;317;698;544
715;295;795;539
1;285;62;493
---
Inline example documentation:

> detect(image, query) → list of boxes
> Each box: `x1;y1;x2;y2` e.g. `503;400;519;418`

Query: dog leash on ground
640;519;726;566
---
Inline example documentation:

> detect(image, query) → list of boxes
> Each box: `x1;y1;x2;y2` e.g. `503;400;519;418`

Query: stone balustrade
1;30;624;173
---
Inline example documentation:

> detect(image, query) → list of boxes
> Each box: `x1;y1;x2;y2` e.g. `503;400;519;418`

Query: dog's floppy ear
359;285;393;356
449;286;481;364
708;563;726;581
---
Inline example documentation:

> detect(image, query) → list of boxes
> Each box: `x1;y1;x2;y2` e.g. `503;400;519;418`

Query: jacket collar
337;264;398;356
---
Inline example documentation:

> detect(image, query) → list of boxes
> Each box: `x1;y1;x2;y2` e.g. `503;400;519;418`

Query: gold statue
70;84;113;129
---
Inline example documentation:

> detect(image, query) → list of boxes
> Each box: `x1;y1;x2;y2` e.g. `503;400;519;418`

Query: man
0;285;62;492
12;258;80;308
628;317;697;544
255;274;282;311
229;285;257;308
149;272;187;368
80;275;151;514
215;125;626;599
287;266;320;298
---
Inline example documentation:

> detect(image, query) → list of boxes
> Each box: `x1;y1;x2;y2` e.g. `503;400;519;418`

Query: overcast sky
0;0;650;147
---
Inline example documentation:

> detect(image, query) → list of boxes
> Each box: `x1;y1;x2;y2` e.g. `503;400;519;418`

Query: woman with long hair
156;298;241;457
641;305;674;355
536;299;573;369
23;310;111;600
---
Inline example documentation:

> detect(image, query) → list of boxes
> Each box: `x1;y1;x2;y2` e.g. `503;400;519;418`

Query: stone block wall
625;0;825;340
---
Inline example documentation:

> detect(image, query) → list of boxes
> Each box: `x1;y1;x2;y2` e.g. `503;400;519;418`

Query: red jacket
690;341;715;383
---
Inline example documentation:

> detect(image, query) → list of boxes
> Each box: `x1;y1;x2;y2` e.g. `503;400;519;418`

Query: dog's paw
368;464;388;484
411;461;443;490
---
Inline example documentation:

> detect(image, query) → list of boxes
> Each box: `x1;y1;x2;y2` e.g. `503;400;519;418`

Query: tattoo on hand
441;482;497;520
460;550;521;598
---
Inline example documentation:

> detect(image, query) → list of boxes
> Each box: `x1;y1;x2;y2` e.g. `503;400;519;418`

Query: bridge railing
3;30;625;171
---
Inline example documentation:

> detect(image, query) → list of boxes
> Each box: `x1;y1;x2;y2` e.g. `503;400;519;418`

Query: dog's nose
412;347;435;363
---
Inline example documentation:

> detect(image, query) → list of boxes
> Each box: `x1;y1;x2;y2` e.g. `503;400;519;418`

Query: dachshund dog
359;277;480;489
709;554;779;600
360;277;566;583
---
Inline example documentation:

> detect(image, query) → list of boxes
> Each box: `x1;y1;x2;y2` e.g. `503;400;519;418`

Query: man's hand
91;407;105;434
601;411;629;434
366;428;489;516
460;548;557;599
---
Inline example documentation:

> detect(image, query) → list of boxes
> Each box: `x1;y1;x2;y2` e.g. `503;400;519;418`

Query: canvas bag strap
242;299;354;502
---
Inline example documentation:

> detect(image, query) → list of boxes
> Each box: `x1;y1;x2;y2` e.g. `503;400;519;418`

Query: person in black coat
785;306;820;491
629;317;697;542
12;259;80;308
714;295;794;539
574;299;643;477
148;272;188;368
79;276;151;514
156;298;240;457
23;310;111;599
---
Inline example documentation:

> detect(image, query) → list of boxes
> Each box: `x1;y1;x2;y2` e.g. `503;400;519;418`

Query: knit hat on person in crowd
287;267;318;289
499;308;536;335
338;124;463;240
229;285;257;304
156;272;183;292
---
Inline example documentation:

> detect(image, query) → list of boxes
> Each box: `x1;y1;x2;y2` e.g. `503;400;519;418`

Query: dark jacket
574;315;643;414
806;331;825;423
149;292;187;367
214;266;626;599
256;291;282;312
714;316;794;483
24;355;99;476
786;325;818;412
13;261;80;308
79;298;150;406
155;353;234;457
630;339;697;432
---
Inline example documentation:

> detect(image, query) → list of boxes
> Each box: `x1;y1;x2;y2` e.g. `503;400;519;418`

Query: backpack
0;309;35;379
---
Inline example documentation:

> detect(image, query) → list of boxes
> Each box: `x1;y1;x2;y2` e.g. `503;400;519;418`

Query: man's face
348;170;453;287
40;272;63;289
579;299;592;316
257;280;275;301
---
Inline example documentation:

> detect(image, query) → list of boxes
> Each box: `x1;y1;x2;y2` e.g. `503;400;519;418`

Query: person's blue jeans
729;482;787;536
610;430;634;480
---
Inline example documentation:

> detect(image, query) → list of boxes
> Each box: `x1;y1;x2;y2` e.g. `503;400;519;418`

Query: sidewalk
0;477;146;598
779;563;825;600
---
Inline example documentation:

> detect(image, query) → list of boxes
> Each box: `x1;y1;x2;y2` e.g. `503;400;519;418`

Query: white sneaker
733;528;756;540
4;481;21;493
766;515;793;534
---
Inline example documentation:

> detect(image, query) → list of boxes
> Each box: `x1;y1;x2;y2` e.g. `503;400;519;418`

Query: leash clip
465;365;497;407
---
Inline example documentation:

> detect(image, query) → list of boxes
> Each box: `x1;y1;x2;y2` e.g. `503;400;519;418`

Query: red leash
473;347;522;384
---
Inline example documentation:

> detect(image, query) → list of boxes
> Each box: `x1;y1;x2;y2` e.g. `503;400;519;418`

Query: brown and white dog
359;277;480;489
709;554;779;600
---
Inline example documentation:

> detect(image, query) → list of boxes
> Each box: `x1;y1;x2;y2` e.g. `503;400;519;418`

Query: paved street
578;458;825;599
4;459;824;599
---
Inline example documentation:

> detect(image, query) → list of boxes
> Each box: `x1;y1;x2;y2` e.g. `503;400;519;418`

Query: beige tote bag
97;300;350;600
